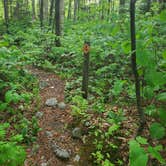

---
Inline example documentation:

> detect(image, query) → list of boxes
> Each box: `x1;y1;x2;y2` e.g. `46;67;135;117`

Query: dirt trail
25;68;91;166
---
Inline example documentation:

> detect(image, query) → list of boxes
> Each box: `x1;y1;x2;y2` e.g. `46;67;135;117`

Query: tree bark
15;1;20;19
9;0;13;18
55;0;64;46
44;0;49;20
74;0;78;21
32;0;36;20
107;0;111;21
119;0;125;14
40;0;44;28
146;0;151;12
67;0;72;19
3;0;9;32
49;0;54;26
130;0;145;135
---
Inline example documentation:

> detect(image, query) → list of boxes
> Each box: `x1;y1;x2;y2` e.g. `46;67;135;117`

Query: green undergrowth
0;21;41;165
24;10;165;166
0;8;165;165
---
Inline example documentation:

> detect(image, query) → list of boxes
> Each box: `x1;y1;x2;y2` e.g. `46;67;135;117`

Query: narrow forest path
25;67;91;166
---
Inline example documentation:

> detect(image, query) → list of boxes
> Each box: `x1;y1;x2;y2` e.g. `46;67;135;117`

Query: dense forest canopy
0;0;166;166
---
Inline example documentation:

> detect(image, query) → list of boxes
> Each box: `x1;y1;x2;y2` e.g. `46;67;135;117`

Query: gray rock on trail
45;131;53;137
32;144;40;154
41;163;48;166
72;127;82;139
52;144;70;160
84;121;91;127
45;98;58;107
74;154;80;162
39;81;49;90
58;102;66;110
35;111;43;119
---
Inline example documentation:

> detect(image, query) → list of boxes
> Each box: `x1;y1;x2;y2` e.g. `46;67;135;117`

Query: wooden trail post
82;41;90;99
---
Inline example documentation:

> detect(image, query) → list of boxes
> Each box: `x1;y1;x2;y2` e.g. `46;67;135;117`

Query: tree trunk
40;0;44;28
55;0;64;46
146;0;151;12
130;0;145;135
9;0;13;18
44;0;49;20
74;0;78;21
15;1;20;19
49;0;54;26
107;0;111;21
67;0;72;20
3;0;9;32
25;0;29;12
100;0;104;20
32;0;36;20
119;0;125;14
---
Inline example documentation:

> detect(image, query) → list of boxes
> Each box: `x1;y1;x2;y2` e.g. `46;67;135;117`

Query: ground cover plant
0;0;166;165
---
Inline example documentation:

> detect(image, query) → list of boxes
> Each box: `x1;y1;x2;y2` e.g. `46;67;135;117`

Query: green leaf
150;122;165;139
0;123;10;139
5;90;21;104
148;145;165;164
112;80;126;96
0;102;8;112
156;92;166;101
0;47;10;57
145;105;156;116
10;134;24;143
158;108;166;124
143;86;154;99
129;140;148;166
159;10;166;22
145;70;166;87
107;124;119;136
162;50;166;59
136;136;148;145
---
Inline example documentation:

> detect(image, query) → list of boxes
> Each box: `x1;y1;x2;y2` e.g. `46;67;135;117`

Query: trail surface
25;67;91;166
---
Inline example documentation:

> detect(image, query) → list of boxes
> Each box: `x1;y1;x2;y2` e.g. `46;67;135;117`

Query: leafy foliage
0;1;166;165
0;123;26;166
129;137;166;166
150;122;165;139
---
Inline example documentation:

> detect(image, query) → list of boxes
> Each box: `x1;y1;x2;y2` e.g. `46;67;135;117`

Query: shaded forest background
0;0;166;166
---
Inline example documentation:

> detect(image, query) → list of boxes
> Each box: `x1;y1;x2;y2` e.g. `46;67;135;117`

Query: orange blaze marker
83;43;90;54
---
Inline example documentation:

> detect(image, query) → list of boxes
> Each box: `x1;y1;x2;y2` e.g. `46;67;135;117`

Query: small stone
52;144;70;160
45;131;53;137
58;102;66;110
32;144;40;154
74;154;80;162
39;81;48;89
45;98;58;107
41;156;45;160
41;163;48;166
72;127;82;139
19;105;24;110
35;111;43;118
84;121;91;127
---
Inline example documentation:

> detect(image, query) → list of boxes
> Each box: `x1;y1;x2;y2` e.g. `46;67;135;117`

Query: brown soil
25;67;92;166
24;67;166;166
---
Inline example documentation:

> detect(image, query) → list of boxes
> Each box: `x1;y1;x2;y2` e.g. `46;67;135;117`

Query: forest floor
24;67;92;166
23;67;166;166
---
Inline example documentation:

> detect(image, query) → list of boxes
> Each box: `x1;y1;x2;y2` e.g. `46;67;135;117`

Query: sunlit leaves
150;122;165;139
148;145;165;164
156;92;166;101
129;139;148;166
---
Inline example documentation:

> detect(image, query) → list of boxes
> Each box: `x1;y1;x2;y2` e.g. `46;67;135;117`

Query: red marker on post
82;41;90;99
